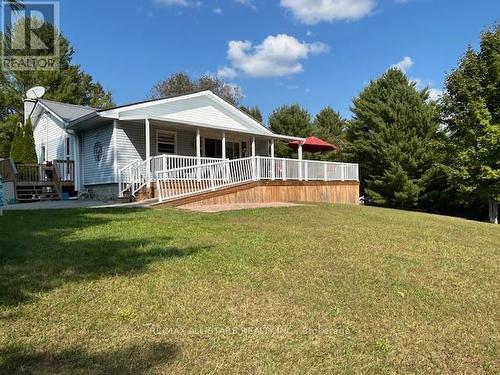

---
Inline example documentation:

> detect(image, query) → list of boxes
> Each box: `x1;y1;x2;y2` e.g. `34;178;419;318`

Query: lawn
0;204;499;374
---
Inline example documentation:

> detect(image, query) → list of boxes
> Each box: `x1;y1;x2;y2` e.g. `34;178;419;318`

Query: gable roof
98;91;278;137
28;91;302;140
38;99;97;123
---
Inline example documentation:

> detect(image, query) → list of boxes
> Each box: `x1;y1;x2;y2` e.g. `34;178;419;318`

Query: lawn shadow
0;341;179;374
0;208;210;308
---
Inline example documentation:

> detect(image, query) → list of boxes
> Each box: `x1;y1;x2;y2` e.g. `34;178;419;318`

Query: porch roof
118;115;306;141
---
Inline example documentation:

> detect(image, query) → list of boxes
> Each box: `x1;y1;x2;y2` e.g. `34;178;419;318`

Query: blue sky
60;0;499;121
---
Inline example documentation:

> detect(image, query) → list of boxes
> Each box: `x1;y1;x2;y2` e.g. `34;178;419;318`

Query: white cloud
390;56;414;73
389;58;442;102
213;7;222;13
218;34;328;78
280;0;375;24
217;66;238;79
412;78;443;101
427;88;443;101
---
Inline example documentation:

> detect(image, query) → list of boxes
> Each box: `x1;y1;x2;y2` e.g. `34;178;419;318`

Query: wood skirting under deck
156;180;359;207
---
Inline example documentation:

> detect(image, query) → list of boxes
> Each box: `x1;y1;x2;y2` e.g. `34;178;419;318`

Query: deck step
16;184;61;202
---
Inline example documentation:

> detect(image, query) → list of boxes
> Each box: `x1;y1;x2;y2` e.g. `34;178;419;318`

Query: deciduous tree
151;72;243;106
440;24;500;223
0;17;114;157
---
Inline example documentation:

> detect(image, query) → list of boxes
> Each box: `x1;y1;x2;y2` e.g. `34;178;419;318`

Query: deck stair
14;163;64;202
16;184;61;202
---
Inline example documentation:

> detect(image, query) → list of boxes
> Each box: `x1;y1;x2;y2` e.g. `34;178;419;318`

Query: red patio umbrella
287;136;338;153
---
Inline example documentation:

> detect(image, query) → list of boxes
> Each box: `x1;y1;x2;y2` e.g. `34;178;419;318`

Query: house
22;90;359;205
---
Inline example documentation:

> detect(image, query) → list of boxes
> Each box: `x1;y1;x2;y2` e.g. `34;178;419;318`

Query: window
225;141;240;159
157;130;177;154
204;138;222;158
64;137;71;160
40;144;46;163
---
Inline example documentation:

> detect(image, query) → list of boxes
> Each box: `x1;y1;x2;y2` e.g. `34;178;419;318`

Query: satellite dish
26;86;46;100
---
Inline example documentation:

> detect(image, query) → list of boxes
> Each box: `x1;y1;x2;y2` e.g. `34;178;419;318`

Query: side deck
6;160;75;202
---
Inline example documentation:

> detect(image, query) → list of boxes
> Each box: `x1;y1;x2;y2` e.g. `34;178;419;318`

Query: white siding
119;95;269;135
81;123;115;185
33;112;70;163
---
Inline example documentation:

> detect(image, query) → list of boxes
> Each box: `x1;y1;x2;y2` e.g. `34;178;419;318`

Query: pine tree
269;104;312;157
313;107;346;146
345;69;440;208
239;105;263;123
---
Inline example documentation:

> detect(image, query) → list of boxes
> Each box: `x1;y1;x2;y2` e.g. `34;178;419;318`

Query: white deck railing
155;156;359;203
118;155;224;197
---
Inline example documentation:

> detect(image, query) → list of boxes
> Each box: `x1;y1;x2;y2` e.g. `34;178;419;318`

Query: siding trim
113;120;118;182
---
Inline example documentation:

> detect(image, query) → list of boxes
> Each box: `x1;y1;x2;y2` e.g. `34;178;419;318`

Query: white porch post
72;133;81;192
196;128;201;181
251;136;256;180
113;120;118;196
270;139;275;181
145;118;151;188
221;131;226;159
222;131;228;181
298;143;303;181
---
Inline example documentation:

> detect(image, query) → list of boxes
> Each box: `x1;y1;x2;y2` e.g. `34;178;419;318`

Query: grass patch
0;205;499;373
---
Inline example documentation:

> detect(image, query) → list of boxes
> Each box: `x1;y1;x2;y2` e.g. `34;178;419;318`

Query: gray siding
33;112;70;162
116;121;145;171
81;123;114;185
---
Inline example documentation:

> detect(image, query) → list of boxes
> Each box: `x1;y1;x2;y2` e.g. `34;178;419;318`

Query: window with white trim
157;130;177;154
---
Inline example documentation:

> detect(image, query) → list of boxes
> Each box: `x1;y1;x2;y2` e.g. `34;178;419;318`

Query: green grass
0;205;499;374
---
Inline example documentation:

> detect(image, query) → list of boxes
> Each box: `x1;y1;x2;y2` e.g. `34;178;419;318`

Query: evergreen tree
9;122;22;162
0;17;114;157
313;107;345;145
22;118;37;163
10;118;36;163
345;69;440;208
239;105;263;123
311;107;346;160
269;104;312;157
440;24;500;223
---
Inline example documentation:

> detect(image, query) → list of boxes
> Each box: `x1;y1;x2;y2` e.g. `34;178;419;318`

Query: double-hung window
157;130;177;154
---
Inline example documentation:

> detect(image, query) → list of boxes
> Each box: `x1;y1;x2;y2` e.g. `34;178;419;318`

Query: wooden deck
155;180;360;207
5;160;75;202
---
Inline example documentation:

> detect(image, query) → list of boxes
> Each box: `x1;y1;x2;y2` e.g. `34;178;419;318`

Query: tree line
263;25;500;223
1;15;498;222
